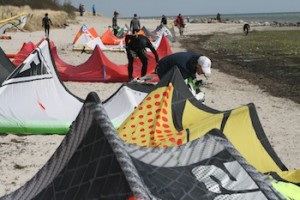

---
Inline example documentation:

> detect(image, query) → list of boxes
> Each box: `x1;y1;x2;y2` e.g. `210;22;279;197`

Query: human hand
195;80;205;86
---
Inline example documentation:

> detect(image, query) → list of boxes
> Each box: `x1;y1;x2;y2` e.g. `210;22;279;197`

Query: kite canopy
0;13;28;35
72;25;124;52
0;92;284;200
54;35;172;82
0;39;83;134
12;42;36;67
143;24;177;43
117;66;300;185
103;82;156;128
11;38;50;67
100;28;125;45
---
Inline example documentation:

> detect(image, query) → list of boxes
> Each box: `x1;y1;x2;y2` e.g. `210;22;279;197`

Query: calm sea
192;12;300;23
141;12;300;24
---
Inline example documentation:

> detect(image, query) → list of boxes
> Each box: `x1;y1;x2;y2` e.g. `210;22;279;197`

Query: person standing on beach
125;33;159;81
42;13;53;38
92;4;96;16
161;15;167;25
112;11;119;36
174;13;185;36
79;4;85;16
216;13;221;22
130;14;141;34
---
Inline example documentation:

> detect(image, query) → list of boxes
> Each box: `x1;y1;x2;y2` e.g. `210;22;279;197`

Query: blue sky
61;0;299;18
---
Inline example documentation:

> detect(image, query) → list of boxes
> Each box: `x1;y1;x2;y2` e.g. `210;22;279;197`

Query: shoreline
123;11;300;26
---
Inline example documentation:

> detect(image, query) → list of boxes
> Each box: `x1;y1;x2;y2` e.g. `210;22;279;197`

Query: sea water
141;12;300;24
191;12;300;24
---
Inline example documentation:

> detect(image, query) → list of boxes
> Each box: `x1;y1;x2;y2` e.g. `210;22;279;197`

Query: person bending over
156;52;211;101
156;52;211;80
125;34;159;81
243;23;250;35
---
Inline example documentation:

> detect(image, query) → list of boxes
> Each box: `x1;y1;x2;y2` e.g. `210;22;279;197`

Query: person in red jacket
174;13;185;36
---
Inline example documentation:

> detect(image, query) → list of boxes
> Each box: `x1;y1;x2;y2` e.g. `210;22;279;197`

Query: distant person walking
174;13;185;36
42;13;53;38
161;15;167;25
79;4;85;16
112;11;119;36
92;4;96;16
130;14;141;34
216;13;221;22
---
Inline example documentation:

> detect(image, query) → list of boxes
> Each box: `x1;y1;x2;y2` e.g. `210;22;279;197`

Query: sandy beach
0;14;299;196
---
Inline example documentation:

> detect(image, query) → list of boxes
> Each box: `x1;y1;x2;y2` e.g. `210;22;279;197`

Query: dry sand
0;14;299;196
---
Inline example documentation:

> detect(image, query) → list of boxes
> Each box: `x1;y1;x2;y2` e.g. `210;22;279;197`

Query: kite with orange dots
117;66;300;185
117;67;221;148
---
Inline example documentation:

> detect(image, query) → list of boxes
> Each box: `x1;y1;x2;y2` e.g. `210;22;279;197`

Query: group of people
43;10;212;100
125;30;211;91
161;13;185;36
113;11;212;95
112;11;141;36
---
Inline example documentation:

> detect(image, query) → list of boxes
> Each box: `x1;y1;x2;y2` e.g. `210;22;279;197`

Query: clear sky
61;0;299;18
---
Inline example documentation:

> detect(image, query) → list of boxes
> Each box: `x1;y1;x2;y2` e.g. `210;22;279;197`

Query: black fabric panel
220;111;231;132
0;92;140;200
132;150;263;200
0;47;15;85
248;103;288;171
6;49;49;79
126;129;282;199
32;107;133;199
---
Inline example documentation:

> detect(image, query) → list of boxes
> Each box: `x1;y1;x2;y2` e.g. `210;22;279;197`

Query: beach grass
180;29;300;104
0;5;76;32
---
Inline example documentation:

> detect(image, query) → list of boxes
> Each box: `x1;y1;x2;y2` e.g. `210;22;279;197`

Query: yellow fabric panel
118;84;187;147
0;13;27;24
277;170;300;185
182;100;224;141
223;106;282;174
117;82;300;183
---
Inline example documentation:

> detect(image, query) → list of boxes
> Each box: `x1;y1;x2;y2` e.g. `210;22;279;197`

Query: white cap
198;56;211;76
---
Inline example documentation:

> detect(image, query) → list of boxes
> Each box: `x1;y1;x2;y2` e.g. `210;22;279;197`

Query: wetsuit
125;34;159;80
156;52;200;79
161;16;167;25
112;16;118;36
42;16;52;37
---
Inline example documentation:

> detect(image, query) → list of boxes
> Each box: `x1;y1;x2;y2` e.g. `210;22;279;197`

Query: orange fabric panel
100;28;125;45
118;84;186;147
